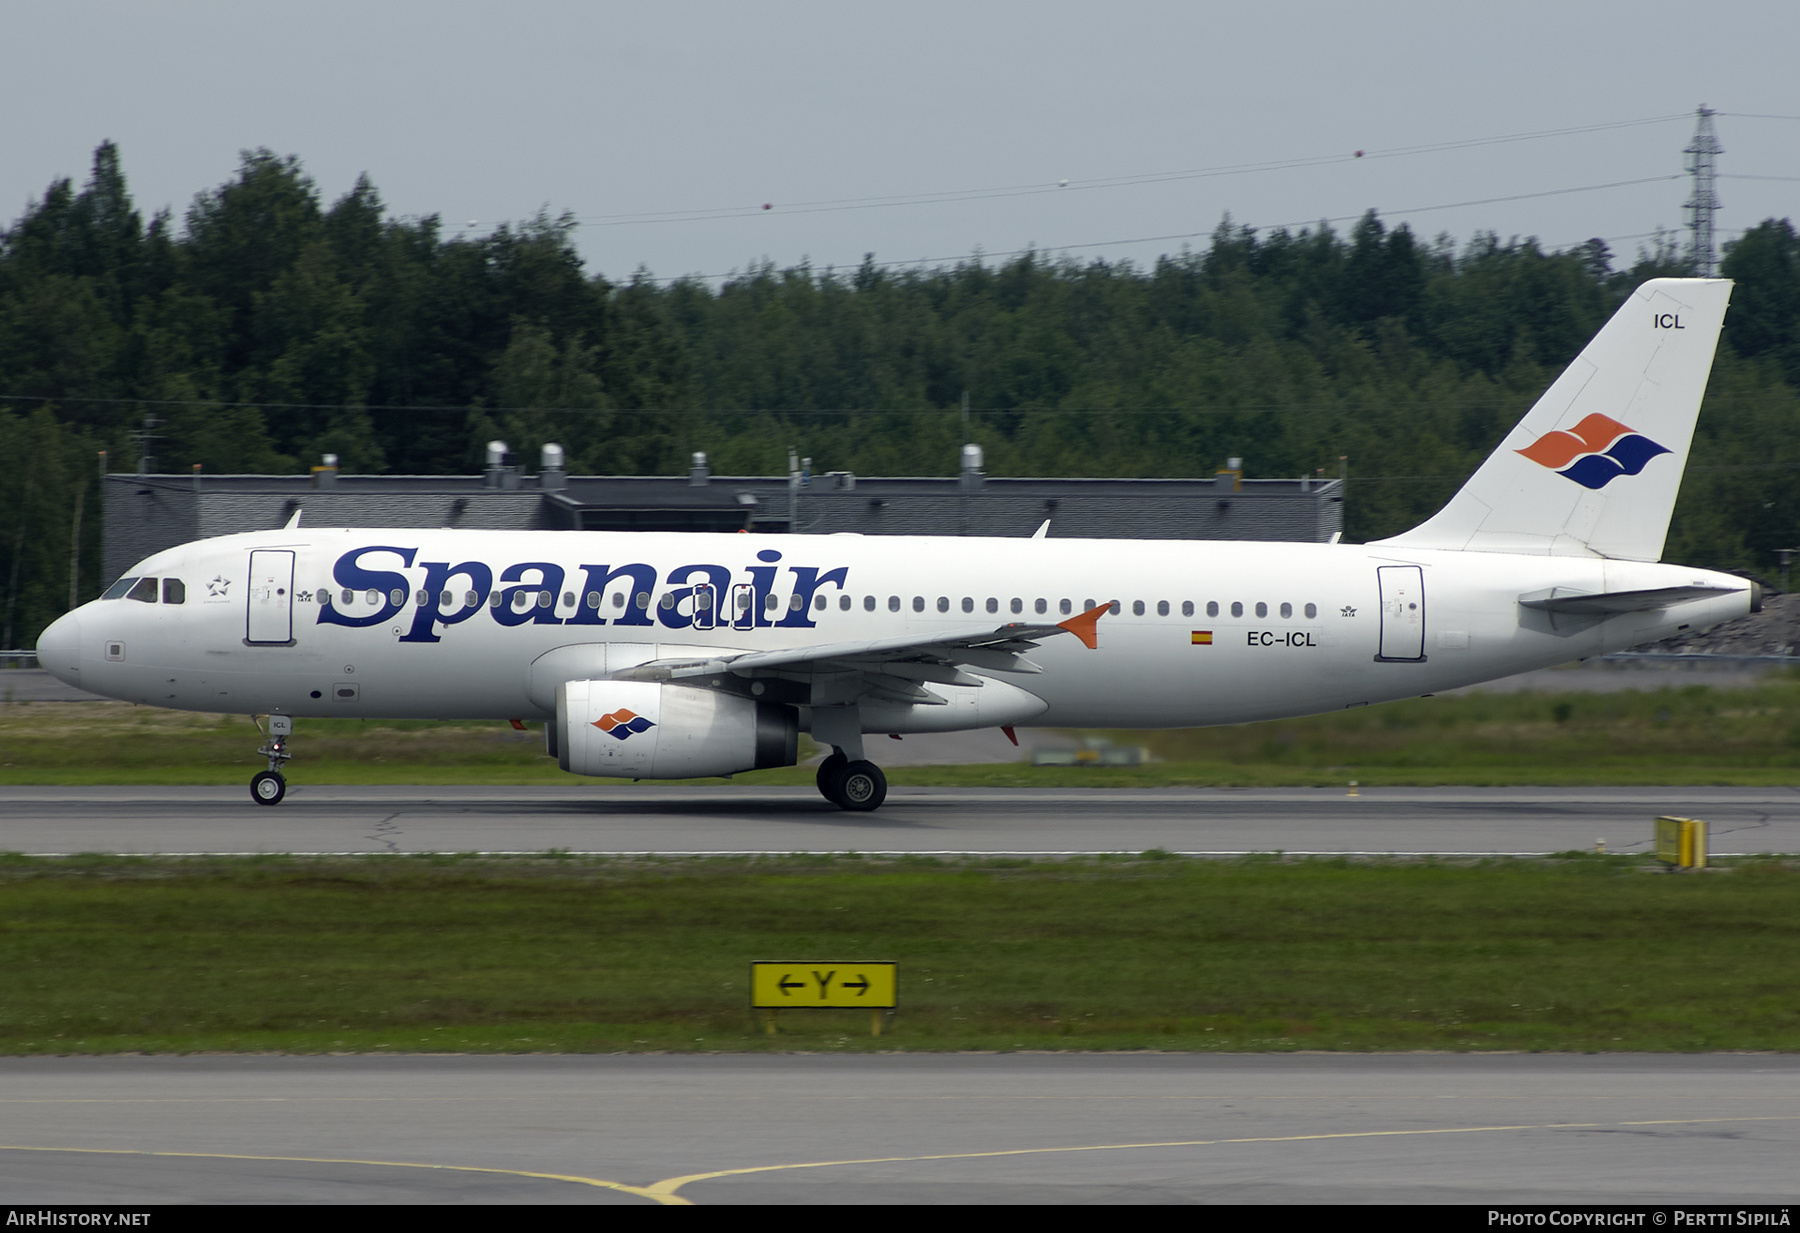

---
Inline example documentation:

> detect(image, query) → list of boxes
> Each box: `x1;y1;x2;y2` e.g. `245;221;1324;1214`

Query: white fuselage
40;527;1752;730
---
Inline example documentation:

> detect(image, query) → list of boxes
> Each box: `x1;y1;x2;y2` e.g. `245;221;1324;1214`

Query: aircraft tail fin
1373;278;1732;561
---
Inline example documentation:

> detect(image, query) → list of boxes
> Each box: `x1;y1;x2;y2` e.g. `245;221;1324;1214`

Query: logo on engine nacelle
594;708;655;740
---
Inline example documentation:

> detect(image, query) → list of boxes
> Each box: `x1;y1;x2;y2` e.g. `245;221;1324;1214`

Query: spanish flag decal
1191;630;1213;645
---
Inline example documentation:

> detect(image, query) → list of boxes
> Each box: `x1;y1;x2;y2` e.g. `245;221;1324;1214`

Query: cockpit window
102;577;140;600
162;578;186;605
125;578;159;604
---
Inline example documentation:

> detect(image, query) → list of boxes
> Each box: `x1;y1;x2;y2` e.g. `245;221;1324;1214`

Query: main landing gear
815;750;887;812
251;714;294;806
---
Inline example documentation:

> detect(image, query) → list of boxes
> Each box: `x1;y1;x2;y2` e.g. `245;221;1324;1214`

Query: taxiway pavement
1;1054;1795;1204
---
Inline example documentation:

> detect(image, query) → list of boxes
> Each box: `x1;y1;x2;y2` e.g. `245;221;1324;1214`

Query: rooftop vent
540;443;566;490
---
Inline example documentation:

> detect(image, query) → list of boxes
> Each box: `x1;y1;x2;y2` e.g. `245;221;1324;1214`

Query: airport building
103;443;1345;583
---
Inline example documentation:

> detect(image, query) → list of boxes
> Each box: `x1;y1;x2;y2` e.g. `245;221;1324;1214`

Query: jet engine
555;679;797;779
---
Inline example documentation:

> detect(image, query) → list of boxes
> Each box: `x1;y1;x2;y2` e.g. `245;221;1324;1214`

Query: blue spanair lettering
400;561;495;643
317;546;418;627
492;562;566;627
567;563;658;627
775;565;850;628
660;564;732;630
746;549;782;628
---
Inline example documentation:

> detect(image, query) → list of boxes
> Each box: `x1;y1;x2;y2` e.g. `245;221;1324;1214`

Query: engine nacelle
556;679;797;779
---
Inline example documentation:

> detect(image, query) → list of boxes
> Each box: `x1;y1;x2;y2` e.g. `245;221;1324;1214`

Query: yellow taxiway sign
751;962;897;1009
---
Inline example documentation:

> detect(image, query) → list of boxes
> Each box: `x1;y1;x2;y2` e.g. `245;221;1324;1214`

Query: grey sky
5;1;1796;283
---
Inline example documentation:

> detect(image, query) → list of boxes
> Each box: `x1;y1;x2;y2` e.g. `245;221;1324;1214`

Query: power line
633;174;1684;284
568;114;1691;227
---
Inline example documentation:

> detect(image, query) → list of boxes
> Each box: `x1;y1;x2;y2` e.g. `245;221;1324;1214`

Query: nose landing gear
251;715;293;806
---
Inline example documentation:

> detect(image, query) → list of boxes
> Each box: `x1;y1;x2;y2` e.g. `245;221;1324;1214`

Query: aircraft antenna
1683;106;1723;276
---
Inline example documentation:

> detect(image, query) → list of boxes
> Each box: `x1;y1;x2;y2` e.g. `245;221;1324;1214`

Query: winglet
283;508;303;531
1031;519;1050;540
1056;603;1109;649
1001;725;1018;746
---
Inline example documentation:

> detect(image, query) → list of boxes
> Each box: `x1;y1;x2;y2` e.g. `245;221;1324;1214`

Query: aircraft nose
35;610;83;686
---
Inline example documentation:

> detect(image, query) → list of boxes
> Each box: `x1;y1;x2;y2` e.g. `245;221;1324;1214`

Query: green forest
2;142;1798;647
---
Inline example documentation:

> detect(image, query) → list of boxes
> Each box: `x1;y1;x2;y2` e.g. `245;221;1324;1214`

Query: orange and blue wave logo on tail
593;708;655;740
1516;413;1670;490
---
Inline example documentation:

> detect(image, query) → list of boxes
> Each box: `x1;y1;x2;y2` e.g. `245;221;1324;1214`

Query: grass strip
5;676;1800;787
0;853;1795;1054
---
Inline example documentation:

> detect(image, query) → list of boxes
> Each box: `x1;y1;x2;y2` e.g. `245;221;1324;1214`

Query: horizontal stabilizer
1517;584;1742;615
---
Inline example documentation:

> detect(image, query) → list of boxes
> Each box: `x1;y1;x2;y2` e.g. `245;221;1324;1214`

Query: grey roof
103;467;1344;582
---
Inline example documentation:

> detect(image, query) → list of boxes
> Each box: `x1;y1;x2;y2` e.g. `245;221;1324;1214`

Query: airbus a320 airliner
36;279;1753;811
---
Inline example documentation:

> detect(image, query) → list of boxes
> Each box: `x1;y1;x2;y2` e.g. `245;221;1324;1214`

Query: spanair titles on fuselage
315;544;847;640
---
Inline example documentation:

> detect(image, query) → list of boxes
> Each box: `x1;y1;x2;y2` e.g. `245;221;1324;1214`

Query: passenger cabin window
1230;602;1243;617
1305;603;1318;618
1132;601;1145;616
888;596;900;612
1011;598;1023;614
937;597;949;613
985;597;998;614
961;597;974;613
1279;602;1292;618
1035;598;1047;615
126;577;159;604
912;596;924;612
1205;601;1217;617
1157;600;1169;616
1255;602;1268;618
161;579;186;605
102;577;139;600
1059;599;1072;615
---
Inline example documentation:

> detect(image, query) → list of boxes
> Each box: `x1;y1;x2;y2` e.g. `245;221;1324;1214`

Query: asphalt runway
1;1054;1795;1204
2;784;1797;856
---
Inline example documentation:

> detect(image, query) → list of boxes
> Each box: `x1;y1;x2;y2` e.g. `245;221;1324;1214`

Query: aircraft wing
613;606;1109;697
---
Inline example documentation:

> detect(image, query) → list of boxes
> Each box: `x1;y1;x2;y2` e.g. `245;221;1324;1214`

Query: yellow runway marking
0;1145;682;1206
644;1114;1800;1201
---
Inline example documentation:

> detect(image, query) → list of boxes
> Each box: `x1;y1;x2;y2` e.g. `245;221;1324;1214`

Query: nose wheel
251;770;287;805
251;715;294;806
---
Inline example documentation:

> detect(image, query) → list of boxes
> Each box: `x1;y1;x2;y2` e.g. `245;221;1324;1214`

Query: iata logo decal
593;708;655;740
1516;413;1670;490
